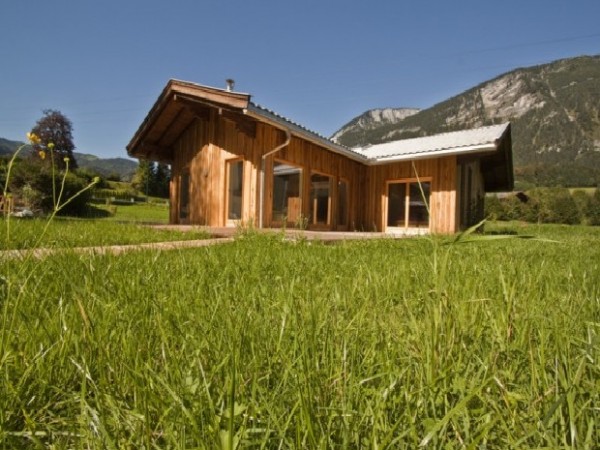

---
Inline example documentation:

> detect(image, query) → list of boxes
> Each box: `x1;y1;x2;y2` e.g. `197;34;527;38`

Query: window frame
385;178;432;231
225;157;244;226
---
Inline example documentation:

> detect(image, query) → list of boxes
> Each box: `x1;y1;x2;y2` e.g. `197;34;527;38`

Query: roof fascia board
169;80;250;109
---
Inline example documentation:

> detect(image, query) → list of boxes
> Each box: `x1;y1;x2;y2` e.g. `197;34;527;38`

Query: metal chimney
225;79;235;92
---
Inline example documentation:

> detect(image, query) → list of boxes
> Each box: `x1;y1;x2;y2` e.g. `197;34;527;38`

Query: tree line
2;110;169;216
485;187;600;226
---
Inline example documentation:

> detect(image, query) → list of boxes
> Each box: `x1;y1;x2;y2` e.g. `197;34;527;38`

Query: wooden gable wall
170;110;367;229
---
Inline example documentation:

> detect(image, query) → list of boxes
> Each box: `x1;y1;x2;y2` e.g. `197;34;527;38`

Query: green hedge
92;188;140;201
486;187;600;225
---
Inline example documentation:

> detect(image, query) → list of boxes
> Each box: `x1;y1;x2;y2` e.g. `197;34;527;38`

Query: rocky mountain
0;137;137;181
330;107;420;145
332;55;600;187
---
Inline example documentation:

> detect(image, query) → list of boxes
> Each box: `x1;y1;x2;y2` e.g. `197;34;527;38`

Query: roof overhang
127;80;251;162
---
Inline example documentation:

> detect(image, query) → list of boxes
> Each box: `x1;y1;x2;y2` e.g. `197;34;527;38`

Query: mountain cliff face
332;55;600;187
331;107;420;146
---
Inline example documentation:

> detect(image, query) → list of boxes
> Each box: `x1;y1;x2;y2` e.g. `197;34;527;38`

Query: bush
527;188;581;224
484;195;503;220
571;190;592;224
7;158;93;216
92;188;140;201
486;188;587;225
588;189;600;226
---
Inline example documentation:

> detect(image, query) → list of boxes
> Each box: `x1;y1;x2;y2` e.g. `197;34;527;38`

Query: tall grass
1;225;599;448
0;218;210;250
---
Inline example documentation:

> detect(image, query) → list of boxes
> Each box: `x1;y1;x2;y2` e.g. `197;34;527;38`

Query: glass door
310;172;332;228
386;180;430;231
226;159;243;225
272;160;302;227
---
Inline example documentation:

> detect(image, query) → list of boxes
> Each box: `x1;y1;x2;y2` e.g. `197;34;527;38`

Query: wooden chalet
127;80;513;234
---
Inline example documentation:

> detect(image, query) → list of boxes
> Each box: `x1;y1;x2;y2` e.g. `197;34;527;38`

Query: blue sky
1;0;599;159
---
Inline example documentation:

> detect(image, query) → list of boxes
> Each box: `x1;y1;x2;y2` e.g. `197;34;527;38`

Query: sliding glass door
387;180;430;230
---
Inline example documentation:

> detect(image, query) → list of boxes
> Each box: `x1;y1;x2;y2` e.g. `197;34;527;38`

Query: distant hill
0;138;137;181
330;107;420;146
332;55;600;187
74;153;137;181
0;137;25;157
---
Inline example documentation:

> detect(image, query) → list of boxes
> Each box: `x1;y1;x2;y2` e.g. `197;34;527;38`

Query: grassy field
1;222;599;448
0;217;209;250
88;201;170;223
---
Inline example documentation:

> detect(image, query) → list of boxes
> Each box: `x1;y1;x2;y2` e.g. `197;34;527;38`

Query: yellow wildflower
63;157;70;164
38;150;46;160
27;132;41;145
48;142;55;150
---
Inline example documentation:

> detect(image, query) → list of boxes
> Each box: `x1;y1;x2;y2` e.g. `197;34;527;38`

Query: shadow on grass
485;229;519;235
83;205;113;219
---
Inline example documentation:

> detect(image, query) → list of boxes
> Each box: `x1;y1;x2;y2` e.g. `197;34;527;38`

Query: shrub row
486;187;600;225
92;187;140;201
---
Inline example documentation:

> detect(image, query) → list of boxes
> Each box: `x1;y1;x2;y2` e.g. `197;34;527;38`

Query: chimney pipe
225;79;235;92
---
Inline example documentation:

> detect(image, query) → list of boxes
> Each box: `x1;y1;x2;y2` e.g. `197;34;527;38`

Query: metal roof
356;123;510;163
245;103;368;162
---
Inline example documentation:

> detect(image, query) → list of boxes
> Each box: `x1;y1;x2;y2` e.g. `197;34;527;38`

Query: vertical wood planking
168;107;460;233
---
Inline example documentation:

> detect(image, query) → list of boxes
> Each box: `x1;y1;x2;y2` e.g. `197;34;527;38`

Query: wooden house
127;80;513;234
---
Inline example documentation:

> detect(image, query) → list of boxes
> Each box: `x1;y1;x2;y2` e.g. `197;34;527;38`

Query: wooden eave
127;80;250;162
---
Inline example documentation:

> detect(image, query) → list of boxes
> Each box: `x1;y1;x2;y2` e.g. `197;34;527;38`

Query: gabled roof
127;80;252;161
357;123;510;162
127;79;366;162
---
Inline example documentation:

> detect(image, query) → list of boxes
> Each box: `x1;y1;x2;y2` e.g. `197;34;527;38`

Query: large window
387;180;430;229
310;173;332;226
272;161;302;225
226;159;243;222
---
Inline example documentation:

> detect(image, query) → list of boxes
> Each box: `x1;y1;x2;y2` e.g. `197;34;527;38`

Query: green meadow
1;221;599;448
0;217;208;250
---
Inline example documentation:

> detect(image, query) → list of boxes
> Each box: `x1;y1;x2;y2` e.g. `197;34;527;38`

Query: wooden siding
170;111;366;230
364;156;457;234
263;136;365;229
168;106;461;234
